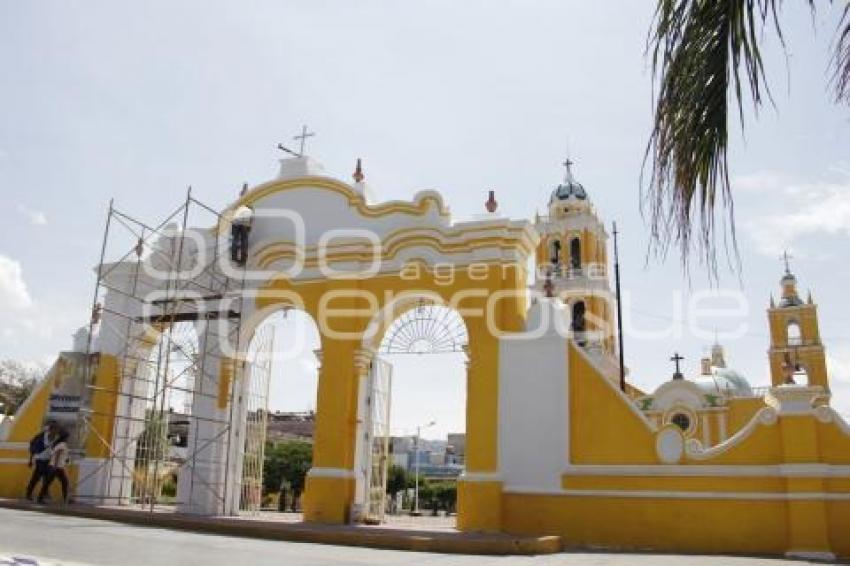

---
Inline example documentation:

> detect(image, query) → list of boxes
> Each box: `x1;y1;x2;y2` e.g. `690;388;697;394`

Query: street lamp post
412;420;436;516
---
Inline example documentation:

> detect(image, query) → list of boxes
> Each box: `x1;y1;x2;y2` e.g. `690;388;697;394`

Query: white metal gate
363;357;392;523
238;323;275;514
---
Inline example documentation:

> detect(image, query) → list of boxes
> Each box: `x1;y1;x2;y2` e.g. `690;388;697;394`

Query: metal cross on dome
562;156;575;182
670;352;684;380
781;250;794;274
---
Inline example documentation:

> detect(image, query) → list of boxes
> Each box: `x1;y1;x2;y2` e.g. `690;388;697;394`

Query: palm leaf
644;0;796;274
834;2;850;102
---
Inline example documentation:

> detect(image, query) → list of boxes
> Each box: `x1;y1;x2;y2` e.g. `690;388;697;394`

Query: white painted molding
506;487;850;501
563;463;850;478
684;407;778;461
656;426;684;464
306;467;355;479
765;385;825;416
0;458;28;464
0;442;28;450
459;471;502;482
814;405;850;437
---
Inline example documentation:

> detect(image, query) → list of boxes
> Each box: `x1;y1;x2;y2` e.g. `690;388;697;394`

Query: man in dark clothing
25;422;56;501
230;205;253;265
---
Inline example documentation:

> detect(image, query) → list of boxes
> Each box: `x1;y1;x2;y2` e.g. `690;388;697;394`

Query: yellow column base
302;473;355;524
457;478;502;533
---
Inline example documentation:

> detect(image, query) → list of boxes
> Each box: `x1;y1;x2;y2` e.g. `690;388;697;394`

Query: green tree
645;0;850;271
434;482;457;514
263;440;313;511
0;360;44;415
416;477;434;514
385;465;408;513
386;465;408;498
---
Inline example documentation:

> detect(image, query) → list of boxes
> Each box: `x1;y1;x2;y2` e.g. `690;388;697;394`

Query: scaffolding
75;188;260;514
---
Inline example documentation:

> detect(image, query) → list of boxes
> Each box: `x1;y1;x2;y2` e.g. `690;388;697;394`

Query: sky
1;1;849;439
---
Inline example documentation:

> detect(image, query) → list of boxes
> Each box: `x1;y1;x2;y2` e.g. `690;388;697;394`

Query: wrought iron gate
238;322;275;514
364;356;393;523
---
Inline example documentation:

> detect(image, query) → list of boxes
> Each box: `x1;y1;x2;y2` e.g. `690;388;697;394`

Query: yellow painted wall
818;420;850;464
568;343;657;464
502;493;789;555
726;398;764;438
0;353;98;498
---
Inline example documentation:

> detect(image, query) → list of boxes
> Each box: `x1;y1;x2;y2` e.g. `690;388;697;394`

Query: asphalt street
0;508;807;566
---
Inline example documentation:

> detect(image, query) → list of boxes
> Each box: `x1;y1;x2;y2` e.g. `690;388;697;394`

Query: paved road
0;508;804;566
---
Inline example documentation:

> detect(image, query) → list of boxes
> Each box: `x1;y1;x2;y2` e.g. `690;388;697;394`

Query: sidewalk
0;499;561;556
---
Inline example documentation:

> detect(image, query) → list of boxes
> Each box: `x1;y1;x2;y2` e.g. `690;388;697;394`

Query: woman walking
38;429;70;505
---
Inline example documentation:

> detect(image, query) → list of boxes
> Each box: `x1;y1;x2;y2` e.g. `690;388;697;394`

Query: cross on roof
781;250;793;275
294;125;315;156
670;352;684;380
562;156;575;183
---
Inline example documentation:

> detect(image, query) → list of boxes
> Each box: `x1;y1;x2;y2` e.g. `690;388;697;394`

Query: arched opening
123;321;199;510
549;239;561;265
356;300;468;528
237;308;321;518
792;360;810;384
787;321;803;346
569;237;581;270
571;300;587;346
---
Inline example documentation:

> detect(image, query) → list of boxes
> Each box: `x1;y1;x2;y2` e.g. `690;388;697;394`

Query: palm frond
834;2;850;103
644;0;788;274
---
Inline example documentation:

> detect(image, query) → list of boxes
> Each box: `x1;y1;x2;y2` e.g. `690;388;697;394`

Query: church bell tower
767;255;829;389
532;157;616;358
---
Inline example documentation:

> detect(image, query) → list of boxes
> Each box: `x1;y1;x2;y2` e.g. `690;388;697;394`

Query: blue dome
550;180;587;203
694;367;753;396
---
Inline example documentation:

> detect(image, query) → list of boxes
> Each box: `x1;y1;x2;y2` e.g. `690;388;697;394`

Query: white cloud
0;254;33;311
828;351;850;421
745;172;850;256
17;204;47;226
733;171;791;193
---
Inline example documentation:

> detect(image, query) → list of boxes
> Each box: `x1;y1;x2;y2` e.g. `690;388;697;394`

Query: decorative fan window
380;305;468;355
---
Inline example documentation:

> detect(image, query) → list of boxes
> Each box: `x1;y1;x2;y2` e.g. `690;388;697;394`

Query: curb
0;499;561;556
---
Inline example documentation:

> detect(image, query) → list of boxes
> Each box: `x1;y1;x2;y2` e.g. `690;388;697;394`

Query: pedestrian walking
25;422;56;501
39;429;70;505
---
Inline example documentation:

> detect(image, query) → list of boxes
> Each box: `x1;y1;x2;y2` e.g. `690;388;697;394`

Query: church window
570;237;581;269
671;413;691;432
787;321;802;346
550;239;561;265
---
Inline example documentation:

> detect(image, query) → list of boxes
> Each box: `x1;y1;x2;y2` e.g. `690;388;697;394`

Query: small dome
694;367;753;396
550;180;587;203
779;271;803;307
